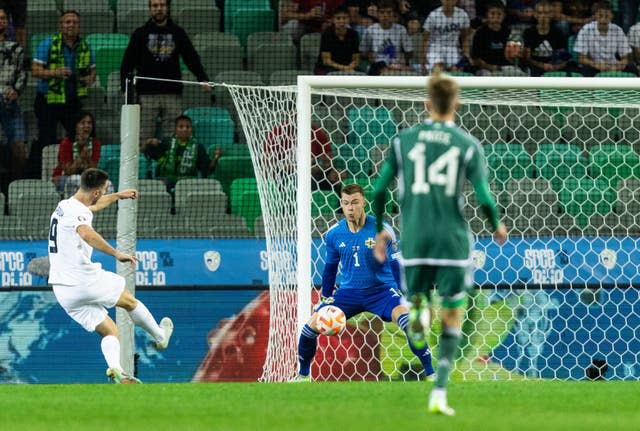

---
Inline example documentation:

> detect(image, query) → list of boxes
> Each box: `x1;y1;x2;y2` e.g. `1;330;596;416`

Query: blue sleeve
321;262;339;298
35;38;52;64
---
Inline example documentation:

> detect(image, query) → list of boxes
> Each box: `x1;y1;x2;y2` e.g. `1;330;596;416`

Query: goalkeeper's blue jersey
325;215;398;290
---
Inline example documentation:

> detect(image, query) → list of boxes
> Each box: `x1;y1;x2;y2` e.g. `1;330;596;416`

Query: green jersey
374;118;499;266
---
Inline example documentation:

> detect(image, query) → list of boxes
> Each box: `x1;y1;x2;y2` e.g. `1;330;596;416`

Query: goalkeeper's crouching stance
293;183;435;382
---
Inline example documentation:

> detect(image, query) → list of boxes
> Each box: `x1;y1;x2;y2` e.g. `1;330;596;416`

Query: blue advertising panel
2;236;639;287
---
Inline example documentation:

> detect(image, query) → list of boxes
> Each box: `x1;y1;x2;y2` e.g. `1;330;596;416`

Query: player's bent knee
116;289;138;311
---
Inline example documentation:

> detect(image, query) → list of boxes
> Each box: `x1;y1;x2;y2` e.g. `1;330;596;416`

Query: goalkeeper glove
314;295;335;312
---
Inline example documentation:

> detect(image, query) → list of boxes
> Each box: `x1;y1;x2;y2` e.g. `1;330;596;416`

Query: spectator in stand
396;0;422;35
280;0;346;42
419;0;471;74
506;0;540;26
345;0;378;36
315;6;361;74
552;0;594;36
120;0;210;143
401;0;442;23
3;0;25;49
573;1;636;76
30;10;96;180
52;110;111;196
471;1;524;75
141;115;218;193
522;0;570;76
628;21;640;65
361;0;413;75
0;6;27;183
265;103;344;193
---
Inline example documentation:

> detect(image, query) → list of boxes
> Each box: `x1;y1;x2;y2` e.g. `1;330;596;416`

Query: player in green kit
372;72;507;416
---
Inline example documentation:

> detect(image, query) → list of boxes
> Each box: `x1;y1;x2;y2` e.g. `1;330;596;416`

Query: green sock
435;327;462;389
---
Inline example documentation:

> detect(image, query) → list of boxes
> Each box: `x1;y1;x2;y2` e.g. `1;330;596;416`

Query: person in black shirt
471;1;521;75
522;0;569;76
315;6;361;74
120;0;210;142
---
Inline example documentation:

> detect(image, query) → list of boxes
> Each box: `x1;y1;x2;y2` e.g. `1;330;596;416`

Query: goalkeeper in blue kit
373;72;507;415
295;183;435;381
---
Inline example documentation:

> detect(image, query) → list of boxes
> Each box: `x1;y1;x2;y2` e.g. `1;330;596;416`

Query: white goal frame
295;74;640;339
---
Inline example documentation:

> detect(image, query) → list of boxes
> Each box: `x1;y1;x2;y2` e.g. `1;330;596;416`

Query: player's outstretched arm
88;189;138;212
77;225;138;267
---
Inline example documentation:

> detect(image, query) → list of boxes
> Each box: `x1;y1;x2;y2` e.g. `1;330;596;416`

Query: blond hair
427;71;459;116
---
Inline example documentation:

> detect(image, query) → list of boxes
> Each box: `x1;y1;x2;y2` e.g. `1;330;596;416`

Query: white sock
430;387;447;402
101;335;122;370
128;300;164;342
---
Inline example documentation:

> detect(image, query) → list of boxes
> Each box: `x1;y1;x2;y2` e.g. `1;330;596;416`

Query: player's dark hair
485;0;506;13
341;183;365;197
80;168;109;191
174;114;192;126
69;110;96;141
428;71;458;115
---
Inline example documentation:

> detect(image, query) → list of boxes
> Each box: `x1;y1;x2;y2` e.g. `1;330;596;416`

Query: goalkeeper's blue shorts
318;285;405;322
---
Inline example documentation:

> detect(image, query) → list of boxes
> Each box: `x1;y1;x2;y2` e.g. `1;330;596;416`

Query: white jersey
423;7;470;50
573;21;631;63
48;197;102;286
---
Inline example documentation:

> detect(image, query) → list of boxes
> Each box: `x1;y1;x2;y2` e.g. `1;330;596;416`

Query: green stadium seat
248;42;297;81
8;180;60;239
224;0;272;33
208;143;251;159
193;32;241;52
41;144;59;181
200;45;244;80
191;116;235;147
183;107;231;122
95;46;126;94
231;190;262;233
213;156;255;195
595;71;637;78
535;143;587;191
247;32;293;53
175;6;221;35
558;178;615;227
98;145;120;168
85;33;129;51
483;143;533;190
116;8;148;34
269;69;308;86
588;144;640;189
230;8;276;48
541;71;583;77
347;106;397;150
137;190;173;238
300;32;321;72
174;178;223;207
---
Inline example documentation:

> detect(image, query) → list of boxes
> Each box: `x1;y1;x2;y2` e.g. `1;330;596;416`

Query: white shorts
426;46;462;72
52;270;126;332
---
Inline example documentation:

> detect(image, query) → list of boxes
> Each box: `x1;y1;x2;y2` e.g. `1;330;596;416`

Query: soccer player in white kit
48;168;173;383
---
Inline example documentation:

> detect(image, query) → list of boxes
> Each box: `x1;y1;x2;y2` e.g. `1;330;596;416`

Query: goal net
228;76;640;382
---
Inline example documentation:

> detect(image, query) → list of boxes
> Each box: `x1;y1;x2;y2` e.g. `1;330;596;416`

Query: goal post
228;76;640;382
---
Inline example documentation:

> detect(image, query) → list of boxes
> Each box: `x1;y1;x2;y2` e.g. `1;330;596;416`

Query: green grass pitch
1;381;638;431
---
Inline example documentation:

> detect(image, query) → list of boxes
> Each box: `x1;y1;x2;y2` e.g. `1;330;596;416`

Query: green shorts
402;265;472;308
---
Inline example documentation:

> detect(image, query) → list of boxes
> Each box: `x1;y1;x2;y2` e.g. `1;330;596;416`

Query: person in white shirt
361;0;413;75
573;1;636;76
48;168;173;384
419;0;471;73
627;22;640;66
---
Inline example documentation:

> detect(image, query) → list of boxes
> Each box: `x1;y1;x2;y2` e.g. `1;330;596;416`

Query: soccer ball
315;305;346;336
